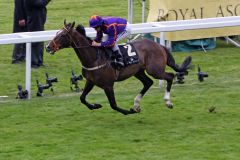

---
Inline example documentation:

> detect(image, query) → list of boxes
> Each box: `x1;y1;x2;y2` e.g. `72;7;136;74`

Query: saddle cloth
119;43;139;66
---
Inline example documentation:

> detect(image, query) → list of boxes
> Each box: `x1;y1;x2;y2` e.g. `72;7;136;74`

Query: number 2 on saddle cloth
103;43;139;67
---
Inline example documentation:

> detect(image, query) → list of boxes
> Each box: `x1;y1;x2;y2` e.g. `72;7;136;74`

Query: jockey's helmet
89;15;103;28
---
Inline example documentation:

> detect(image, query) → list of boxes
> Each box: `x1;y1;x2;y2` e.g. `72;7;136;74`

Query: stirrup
111;60;124;68
116;61;124;67
116;57;124;66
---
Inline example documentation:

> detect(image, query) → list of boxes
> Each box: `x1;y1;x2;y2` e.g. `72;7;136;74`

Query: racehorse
46;20;192;115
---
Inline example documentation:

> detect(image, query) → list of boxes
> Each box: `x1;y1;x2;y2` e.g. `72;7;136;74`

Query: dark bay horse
46;21;192;115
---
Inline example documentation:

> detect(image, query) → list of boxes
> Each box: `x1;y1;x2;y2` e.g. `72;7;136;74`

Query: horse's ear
64;19;67;26
71;21;75;29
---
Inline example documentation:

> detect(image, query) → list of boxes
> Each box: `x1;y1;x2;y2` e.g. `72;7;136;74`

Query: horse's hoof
129;108;137;114
130;107;141;113
93;103;102;109
130;105;141;113
165;101;173;109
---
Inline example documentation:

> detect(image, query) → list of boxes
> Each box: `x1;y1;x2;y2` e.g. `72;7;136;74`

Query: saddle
104;43;139;68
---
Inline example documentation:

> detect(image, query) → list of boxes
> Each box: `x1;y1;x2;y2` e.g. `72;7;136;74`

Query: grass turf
0;0;240;159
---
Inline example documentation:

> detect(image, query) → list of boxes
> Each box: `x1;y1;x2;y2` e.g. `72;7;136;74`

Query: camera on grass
197;65;208;82
175;71;188;84
16;85;28;99
36;73;58;96
70;70;83;92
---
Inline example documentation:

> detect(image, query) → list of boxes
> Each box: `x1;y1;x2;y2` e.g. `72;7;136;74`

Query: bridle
51;38;60;52
51;26;107;71
51;26;91;52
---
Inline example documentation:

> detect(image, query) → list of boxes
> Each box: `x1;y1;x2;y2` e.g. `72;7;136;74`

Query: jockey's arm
101;25;117;47
94;30;103;43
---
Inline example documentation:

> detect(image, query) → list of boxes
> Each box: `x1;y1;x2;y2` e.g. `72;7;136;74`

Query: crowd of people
12;0;51;68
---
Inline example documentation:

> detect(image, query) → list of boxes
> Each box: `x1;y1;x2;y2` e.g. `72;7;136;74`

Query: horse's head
46;20;76;54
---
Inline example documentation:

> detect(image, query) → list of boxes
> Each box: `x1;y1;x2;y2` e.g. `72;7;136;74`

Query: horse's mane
75;24;92;42
75;24;109;56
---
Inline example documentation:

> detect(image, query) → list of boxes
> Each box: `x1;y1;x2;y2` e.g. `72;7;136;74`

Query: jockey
89;15;128;68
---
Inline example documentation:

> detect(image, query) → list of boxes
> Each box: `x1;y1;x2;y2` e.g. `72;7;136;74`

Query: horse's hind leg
80;80;102;110
104;86;137;115
147;67;174;108
163;72;175;109
131;69;153;112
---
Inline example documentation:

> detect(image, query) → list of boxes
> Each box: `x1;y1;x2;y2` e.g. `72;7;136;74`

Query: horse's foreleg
163;72;175;109
132;70;153;112
80;80;102;110
104;86;136;115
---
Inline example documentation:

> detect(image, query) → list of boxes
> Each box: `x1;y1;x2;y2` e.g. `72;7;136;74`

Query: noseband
51;39;59;52
52;26;107;71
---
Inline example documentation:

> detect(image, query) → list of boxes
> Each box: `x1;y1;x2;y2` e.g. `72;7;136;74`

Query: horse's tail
163;46;192;72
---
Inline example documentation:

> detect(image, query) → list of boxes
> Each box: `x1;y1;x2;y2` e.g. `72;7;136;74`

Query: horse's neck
71;33;102;67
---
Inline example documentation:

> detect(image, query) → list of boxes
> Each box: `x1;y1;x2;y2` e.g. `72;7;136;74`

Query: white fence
1;16;240;98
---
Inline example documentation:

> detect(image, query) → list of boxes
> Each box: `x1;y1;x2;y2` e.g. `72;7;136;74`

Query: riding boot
112;50;124;68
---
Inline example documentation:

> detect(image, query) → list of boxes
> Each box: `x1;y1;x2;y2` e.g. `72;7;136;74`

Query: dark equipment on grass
175;71;188;84
197;65;208;82
46;72;58;85
208;106;216;113
70;70;83;92
36;73;58;96
175;56;191;84
16;85;28;99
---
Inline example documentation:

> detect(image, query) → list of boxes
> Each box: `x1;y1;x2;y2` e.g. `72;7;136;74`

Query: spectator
12;0;27;64
24;0;51;68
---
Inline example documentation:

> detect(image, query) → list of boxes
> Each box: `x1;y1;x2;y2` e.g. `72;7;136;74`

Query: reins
81;63;107;71
58;26;107;71
63;26;91;49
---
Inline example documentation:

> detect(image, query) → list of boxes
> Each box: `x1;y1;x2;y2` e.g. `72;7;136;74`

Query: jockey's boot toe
111;60;124;69
116;57;124;67
116;61;124;67
115;58;124;67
